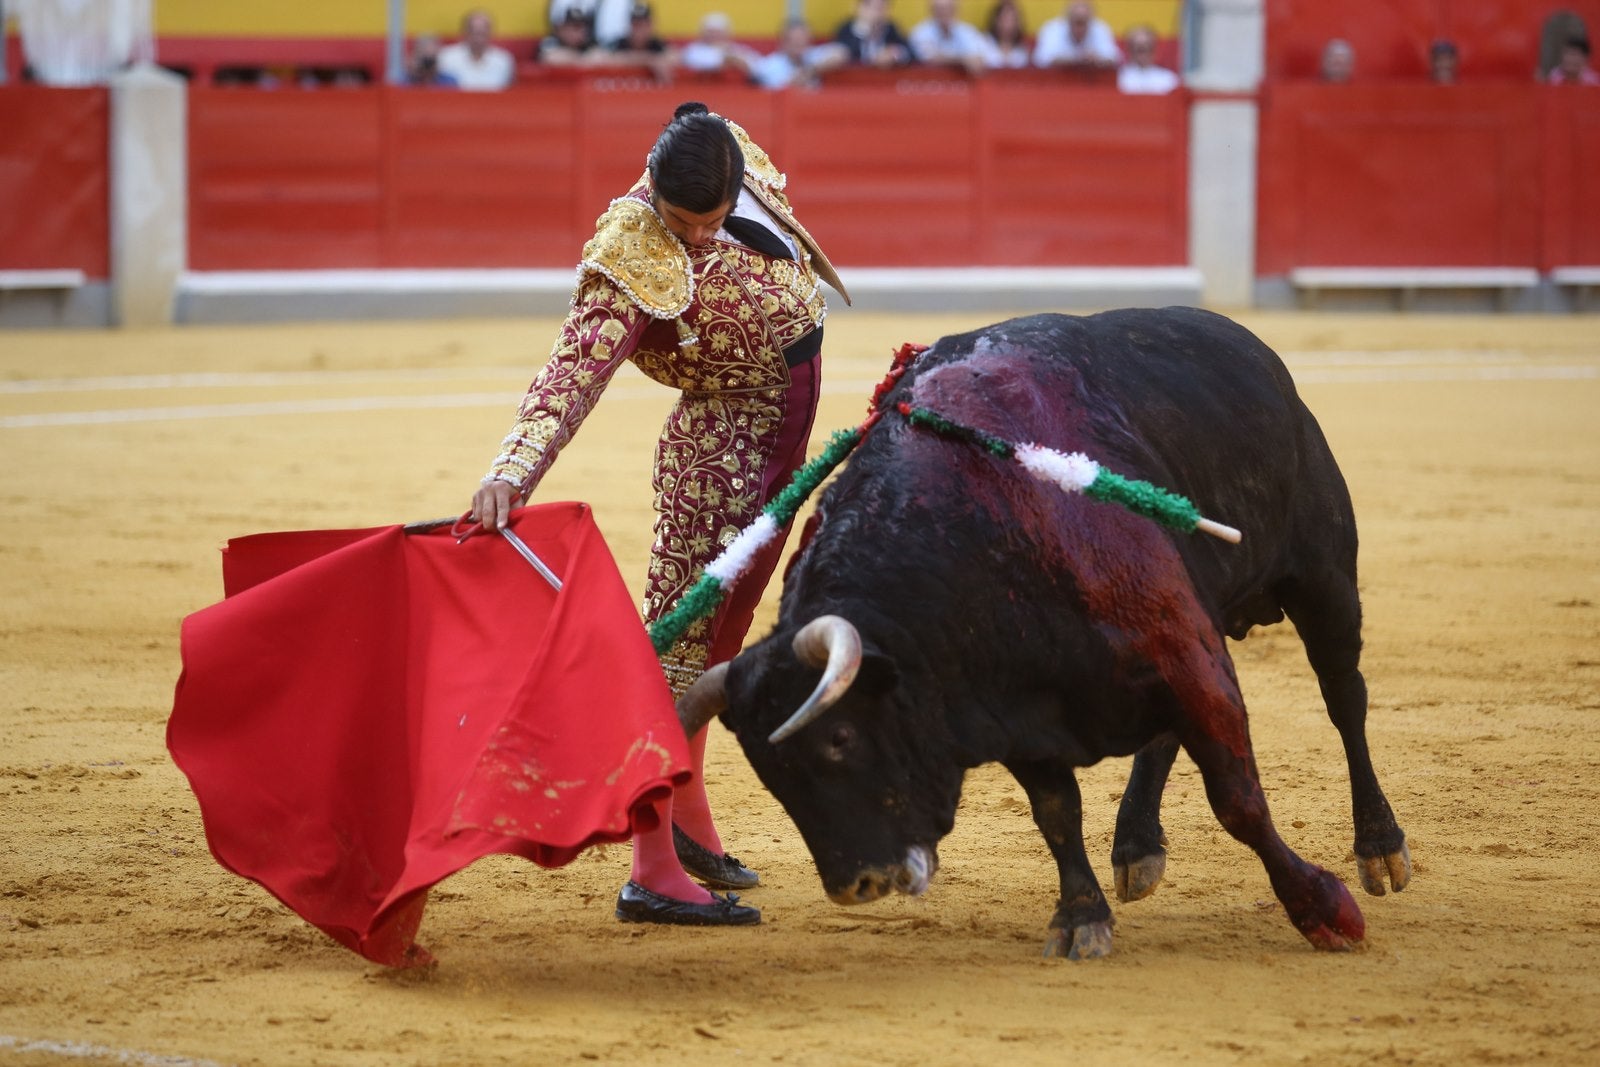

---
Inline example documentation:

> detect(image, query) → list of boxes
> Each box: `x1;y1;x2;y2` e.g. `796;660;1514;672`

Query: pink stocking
629;798;713;903
668;727;724;854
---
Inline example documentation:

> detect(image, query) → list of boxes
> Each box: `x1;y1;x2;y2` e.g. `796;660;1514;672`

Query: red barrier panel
0;86;109;277
976;84;1188;266
1540;90;1600;269
188;89;385;269
382;87;584;267
185;81;1191;271
780;82;982;265
1255;83;1544;275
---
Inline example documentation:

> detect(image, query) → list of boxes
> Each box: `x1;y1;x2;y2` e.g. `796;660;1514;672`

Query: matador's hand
470;480;522;532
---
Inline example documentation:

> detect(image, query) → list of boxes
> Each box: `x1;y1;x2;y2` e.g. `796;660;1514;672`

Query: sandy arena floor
1;308;1597;1066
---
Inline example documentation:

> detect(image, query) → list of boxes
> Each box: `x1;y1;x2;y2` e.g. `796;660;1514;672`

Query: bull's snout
827;845;938;905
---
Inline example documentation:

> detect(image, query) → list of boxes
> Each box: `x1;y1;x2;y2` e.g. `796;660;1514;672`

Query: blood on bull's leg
1177;697;1366;951
1006;758;1114;959
1111;734;1179;901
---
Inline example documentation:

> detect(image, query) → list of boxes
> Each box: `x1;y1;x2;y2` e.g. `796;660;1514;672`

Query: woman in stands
983;0;1031;69
467;102;849;928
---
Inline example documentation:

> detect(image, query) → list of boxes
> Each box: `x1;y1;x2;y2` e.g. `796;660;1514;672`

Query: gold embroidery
579;198;692;318
642;388;788;654
723;118;787;192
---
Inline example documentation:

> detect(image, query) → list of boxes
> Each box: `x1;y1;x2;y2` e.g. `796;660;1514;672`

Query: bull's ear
854;651;899;697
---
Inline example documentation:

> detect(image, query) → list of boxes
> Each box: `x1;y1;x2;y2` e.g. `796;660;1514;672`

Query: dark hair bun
673;101;711;119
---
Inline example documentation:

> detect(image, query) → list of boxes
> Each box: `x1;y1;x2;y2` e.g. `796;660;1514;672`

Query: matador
475;109;850;913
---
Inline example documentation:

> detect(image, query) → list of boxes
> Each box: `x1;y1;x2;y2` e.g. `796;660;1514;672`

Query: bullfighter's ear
855;651;899;697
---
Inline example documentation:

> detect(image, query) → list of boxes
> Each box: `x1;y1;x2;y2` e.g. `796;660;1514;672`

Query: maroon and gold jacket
484;121;848;496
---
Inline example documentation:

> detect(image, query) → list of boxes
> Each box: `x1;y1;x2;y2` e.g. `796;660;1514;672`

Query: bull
678;307;1411;958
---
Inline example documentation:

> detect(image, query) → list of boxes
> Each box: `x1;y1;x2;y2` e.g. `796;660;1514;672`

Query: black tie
722;215;795;261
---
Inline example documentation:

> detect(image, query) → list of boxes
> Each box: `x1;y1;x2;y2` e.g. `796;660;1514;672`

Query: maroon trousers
705;353;820;667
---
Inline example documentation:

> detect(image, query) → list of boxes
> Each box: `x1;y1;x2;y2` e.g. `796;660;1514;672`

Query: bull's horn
768;615;862;744
676;662;729;739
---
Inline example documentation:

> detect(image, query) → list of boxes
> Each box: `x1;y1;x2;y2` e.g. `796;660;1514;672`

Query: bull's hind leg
1178;695;1365;951
1111;734;1178;901
1006;758;1114;959
1280;573;1411;895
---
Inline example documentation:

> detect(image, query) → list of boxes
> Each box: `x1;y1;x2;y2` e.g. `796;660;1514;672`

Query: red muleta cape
168;503;689;967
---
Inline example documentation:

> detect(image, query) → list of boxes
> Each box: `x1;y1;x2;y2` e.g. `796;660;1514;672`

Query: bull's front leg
1005;758;1114;960
1177;695;1366;952
1111;733;1179;901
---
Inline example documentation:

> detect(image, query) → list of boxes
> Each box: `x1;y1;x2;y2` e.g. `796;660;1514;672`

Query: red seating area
1266;0;1600;81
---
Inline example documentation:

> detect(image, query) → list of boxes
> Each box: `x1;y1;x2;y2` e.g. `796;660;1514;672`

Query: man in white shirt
678;12;760;75
436;8;515;90
908;0;989;75
1116;24;1179;94
547;0;632;49
1033;0;1122;71
750;18;847;89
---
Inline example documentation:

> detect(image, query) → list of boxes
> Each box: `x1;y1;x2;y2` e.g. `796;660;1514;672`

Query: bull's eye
824;723;857;762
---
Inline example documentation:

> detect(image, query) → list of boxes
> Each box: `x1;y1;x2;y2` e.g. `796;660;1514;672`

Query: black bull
678;308;1411;958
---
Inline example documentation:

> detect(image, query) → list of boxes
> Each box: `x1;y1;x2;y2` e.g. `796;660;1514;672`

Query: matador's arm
483;274;653;499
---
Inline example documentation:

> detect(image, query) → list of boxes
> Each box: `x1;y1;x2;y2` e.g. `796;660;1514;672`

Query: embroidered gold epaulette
578;197;692;318
723;118;787;192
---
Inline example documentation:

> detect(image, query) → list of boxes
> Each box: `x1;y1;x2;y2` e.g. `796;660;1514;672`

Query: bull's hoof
1356;839;1412;896
1042;921;1114;960
1291;868;1366;951
1113;852;1167;902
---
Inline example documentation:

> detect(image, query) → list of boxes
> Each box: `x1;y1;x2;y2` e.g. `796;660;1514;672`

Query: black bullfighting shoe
672;824;761;889
614;881;761;927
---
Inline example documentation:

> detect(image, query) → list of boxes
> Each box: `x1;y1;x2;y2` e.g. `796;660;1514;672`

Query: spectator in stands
909;0;990;75
437;9;515;89
1547;36;1599;85
607;3;673;82
679;12;760;77
1538;10;1591;80
749;18;848;90
1034;1;1121;72
539;7;601;66
834;0;914;69
1319;38;1355;83
547;0;631;50
982;0;1031;70
1428;39;1459;84
1117;23;1178;93
406;34;460;87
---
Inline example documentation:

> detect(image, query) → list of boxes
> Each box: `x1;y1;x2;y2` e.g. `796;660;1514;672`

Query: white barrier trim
0;269;88;290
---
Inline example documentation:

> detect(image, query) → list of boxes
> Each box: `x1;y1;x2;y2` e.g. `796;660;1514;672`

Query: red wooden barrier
976;83;1188;266
188;89;385;269
1255;83;1546;275
383;87;584;267
0;86;109;277
186;80;1190;271
1541;90;1600;269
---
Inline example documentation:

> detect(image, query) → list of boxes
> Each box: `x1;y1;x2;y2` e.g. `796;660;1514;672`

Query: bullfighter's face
652;194;734;247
